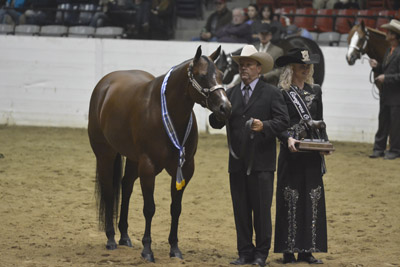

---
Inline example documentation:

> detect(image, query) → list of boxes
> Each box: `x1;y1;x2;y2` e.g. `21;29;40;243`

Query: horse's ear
194;45;202;63
347;19;354;30
209;45;222;61
360;20;365;31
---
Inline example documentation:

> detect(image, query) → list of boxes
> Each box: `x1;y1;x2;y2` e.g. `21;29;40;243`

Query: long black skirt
274;146;327;253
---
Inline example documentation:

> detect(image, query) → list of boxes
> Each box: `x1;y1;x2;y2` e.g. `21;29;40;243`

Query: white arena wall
0;36;379;143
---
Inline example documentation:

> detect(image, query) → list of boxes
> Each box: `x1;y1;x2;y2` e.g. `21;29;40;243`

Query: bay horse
88;46;231;262
346;21;389;89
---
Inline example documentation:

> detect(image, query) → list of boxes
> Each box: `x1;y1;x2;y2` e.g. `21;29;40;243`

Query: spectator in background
22;0;57;25
215;7;251;44
149;0;174;40
131;0;150;39
0;0;27;25
251;4;284;44
254;23;284;86
193;0;231;42
285;24;313;40
246;3;258;26
333;0;359;9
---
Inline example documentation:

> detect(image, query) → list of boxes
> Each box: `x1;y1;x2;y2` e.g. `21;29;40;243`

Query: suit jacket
254;42;284;86
209;79;289;173
374;45;400;106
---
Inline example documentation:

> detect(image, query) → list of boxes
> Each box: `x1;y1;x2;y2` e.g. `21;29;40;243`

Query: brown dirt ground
0;126;399;267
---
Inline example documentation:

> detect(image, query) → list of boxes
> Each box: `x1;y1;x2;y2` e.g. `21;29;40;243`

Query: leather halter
349;28;370;57
187;62;225;108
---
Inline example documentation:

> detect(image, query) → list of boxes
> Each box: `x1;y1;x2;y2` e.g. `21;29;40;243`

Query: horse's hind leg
95;151;122;250
139;174;156;262
118;159;138;247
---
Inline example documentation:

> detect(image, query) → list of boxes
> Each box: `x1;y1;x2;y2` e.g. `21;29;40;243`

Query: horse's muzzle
218;101;232;120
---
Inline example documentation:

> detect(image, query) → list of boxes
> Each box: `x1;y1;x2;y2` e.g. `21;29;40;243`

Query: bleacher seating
0;24;14;35
376;10;398;30
94;26;124;39
314;9;336;32
334;9;358;34
68;26;95;38
356;10;377;28
293;8;316;32
40;25;68;37
15;25;40;36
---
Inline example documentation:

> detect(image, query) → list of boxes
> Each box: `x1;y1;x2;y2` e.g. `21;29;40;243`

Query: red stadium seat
293;8;316;32
279;7;296;26
356;10;377;28
376;10;398;31
278;0;298;8
334;9;358;34
314;9;336;32
256;0;278;9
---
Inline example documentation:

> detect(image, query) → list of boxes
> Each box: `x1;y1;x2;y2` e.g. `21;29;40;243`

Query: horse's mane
366;27;387;39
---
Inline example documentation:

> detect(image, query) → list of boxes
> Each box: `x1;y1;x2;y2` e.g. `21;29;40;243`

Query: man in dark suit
209;45;289;266
369;19;400;160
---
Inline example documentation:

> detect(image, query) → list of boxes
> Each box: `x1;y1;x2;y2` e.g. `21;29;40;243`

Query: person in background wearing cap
209;45;289;266
274;48;330;264
254;23;284;86
368;19;400;160
192;0;231;42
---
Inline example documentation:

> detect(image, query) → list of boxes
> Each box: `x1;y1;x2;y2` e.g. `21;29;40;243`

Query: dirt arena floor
0;126;399;267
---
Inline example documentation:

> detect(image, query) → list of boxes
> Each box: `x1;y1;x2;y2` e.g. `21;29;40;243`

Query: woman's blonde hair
278;64;315;90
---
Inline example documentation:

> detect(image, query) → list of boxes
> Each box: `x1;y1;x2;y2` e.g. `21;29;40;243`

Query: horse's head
187;45;232;121
346;21;369;65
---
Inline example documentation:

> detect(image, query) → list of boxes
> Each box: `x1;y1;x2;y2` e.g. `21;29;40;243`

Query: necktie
243;86;250;105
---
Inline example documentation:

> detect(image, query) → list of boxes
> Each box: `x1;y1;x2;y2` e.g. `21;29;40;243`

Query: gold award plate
296;139;335;152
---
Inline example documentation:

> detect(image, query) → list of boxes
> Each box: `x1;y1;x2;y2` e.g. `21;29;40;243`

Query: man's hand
369;59;378;68
375;74;385;83
251;118;263;132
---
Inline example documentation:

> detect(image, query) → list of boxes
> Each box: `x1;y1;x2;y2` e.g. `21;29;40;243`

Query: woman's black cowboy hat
275;48;320;67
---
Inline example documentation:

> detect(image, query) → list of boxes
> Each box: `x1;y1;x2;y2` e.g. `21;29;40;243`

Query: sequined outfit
274;83;328;253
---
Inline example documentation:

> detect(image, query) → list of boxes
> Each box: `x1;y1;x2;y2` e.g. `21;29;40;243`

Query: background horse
216;36;325;86
346;21;389;90
88;46;231;262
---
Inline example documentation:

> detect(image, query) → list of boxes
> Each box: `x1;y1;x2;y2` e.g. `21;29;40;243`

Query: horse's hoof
169;248;183;259
106;240;117;250
141;252;155;262
119;237;133;247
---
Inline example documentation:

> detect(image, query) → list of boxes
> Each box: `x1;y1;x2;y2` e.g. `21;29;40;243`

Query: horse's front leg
118;159;138;247
168;161;194;259
139;174;156;262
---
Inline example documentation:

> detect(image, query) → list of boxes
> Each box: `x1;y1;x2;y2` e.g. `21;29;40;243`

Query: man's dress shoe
230;257;253;265
384;151;399;160
251;257;266;266
369;150;385;158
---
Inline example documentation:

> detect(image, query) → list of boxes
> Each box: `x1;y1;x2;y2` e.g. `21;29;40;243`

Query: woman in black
274;48;331;264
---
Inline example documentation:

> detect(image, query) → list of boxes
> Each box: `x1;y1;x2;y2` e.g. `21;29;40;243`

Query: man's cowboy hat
275;47;320;67
381;19;400;35
232;45;274;74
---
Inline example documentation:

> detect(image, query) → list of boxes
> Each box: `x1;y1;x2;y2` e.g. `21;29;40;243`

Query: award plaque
296;139;335;152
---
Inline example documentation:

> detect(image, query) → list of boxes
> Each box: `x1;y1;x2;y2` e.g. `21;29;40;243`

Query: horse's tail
95;153;122;231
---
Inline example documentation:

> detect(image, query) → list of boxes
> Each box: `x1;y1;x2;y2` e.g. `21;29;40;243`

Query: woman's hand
288;137;299;152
